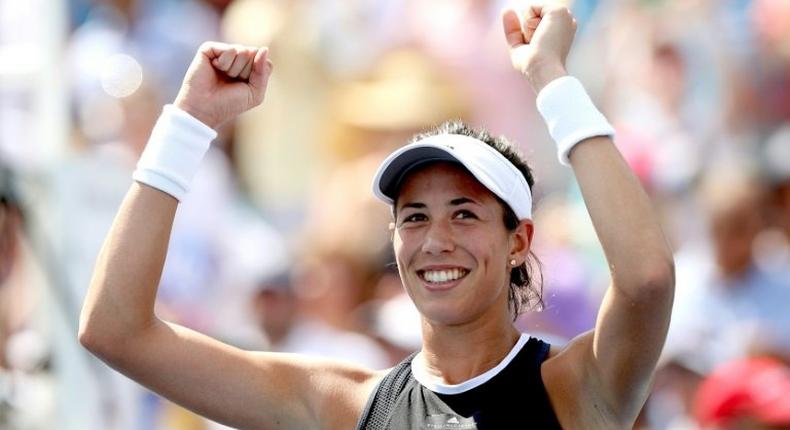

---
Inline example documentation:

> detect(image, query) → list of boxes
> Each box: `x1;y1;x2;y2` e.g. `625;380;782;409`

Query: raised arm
503;5;675;425
79;43;378;429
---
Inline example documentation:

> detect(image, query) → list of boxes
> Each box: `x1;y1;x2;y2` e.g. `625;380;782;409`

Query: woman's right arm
78;43;379;429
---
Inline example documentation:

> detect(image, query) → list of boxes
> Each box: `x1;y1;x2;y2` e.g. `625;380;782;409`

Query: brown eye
402;213;428;223
454;210;478;220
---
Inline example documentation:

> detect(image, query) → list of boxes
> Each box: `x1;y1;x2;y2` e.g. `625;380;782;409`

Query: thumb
502;9;526;49
249;48;273;103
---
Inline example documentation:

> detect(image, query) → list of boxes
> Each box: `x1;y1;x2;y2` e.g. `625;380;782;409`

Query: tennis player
80;4;675;428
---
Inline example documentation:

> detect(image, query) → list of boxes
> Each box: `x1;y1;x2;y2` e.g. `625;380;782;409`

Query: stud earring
510;259;517;266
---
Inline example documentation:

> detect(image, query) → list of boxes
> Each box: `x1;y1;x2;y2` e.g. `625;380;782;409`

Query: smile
418;268;469;284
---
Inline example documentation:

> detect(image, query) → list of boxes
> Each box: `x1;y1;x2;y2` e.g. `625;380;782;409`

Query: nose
421;220;455;255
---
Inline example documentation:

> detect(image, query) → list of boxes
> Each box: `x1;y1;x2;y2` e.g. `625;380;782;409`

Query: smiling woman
383;121;543;318
79;3;674;430
392;162;521;325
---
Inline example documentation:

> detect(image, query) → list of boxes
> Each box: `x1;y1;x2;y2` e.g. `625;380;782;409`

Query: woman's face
393;162;529;326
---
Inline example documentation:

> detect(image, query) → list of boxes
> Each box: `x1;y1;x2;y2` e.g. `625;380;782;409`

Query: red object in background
694;357;790;426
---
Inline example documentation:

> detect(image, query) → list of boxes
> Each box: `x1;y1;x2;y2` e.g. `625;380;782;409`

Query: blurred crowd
1;0;789;429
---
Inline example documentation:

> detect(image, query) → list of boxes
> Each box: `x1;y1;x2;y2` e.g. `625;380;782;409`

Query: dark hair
406;120;544;318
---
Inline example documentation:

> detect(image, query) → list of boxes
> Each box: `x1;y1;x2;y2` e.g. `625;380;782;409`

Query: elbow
78;311;123;362
615;257;675;306
636;258;676;303
78;320;131;365
78;308;157;364
78;314;107;357
78;329;98;355
651;257;675;290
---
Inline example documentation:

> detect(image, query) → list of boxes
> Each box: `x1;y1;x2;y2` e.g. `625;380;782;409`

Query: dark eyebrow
450;197;479;206
400;202;426;210
397;198;478;211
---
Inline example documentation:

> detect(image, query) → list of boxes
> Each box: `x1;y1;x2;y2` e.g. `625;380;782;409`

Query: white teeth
422;269;467;283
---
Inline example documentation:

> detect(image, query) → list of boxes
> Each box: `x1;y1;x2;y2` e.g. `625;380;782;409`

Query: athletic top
356;334;562;429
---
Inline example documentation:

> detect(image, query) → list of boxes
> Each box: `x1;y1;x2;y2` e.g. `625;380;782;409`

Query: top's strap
356;353;417;430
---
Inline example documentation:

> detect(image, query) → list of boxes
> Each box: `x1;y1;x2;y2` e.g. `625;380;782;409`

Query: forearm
571;136;675;417
530;70;674;296
80;40;271;354
79;183;177;346
570;137;674;296
79;101;215;347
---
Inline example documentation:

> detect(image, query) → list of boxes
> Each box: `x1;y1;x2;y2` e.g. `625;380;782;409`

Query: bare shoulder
296;356;387;430
540;331;624;429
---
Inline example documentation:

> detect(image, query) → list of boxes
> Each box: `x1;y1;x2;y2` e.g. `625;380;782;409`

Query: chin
414;299;483;327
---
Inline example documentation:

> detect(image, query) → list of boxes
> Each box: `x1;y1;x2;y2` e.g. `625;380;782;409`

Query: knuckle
199;41;215;51
550;6;571;18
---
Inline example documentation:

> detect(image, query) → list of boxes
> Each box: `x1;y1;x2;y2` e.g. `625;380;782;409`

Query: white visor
372;134;532;220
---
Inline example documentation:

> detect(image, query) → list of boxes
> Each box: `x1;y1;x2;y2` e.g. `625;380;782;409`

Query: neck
419;311;521;385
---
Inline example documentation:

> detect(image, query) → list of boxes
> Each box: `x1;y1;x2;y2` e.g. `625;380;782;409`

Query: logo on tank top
424;413;477;430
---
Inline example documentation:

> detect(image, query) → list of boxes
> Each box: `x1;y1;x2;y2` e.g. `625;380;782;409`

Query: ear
509;219;534;265
388;221;395;242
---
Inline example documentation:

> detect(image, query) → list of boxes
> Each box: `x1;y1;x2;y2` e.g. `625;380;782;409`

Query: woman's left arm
567;135;675;417
503;4;675;423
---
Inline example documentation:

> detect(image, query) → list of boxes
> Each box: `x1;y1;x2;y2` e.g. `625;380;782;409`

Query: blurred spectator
670;164;790;368
283;154;400;369
323;48;469;162
0;167;21;287
0;166;54;429
68;0;222;105
649;163;790;429
251;269;389;369
730;0;790;131
757;125;790;277
694;357;790;430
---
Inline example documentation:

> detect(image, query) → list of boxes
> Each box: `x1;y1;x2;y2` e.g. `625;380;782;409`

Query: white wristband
132;105;217;201
535;76;615;165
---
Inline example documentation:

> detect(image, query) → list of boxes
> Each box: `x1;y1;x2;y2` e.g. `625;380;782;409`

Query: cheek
393;231;415;267
466;232;509;281
480;246;507;279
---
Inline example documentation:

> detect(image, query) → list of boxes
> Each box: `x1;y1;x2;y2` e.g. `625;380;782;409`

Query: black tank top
356;335;562;429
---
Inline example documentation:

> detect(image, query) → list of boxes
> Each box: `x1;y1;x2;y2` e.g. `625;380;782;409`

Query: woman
79;4;674;429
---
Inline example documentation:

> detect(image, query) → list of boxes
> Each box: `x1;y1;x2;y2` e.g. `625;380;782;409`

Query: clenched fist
174;42;274;129
502;4;577;93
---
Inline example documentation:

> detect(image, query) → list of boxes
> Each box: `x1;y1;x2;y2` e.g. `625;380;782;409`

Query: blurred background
1;0;789;428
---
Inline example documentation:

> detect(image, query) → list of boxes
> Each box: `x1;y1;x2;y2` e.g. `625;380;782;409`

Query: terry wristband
535;76;615;166
132;105;217;201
